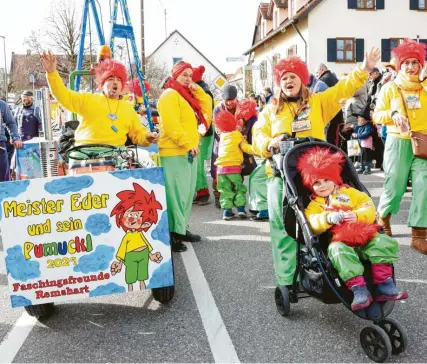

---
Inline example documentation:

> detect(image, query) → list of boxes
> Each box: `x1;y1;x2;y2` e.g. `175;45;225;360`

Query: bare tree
130;57;169;100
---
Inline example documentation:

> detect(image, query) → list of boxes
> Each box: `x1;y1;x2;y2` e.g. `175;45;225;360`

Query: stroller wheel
378;318;407;355
274;286;290;317
360;325;392;363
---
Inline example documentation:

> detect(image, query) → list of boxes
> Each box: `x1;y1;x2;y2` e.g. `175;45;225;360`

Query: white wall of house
250;17;308;95
148;31;224;86
308;0;427;76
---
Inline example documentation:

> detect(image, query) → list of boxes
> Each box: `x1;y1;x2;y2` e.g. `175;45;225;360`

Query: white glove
327;212;344;225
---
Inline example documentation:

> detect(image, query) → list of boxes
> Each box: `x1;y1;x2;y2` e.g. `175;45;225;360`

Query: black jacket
319;70;339;88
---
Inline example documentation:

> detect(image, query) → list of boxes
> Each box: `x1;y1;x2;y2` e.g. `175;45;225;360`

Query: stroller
271;137;407;363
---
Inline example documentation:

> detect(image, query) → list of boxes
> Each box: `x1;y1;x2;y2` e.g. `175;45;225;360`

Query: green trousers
267;177;297;286
249;159;268;211
378;135;427;227
160;155;197;235
328;233;398;282
217;173;247;209
195;133;214;192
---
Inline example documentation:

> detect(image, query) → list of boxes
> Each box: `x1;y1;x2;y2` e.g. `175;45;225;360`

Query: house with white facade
244;0;427;95
147;30;226;93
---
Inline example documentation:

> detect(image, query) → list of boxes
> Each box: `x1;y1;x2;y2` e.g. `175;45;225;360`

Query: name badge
291;119;312;133
406;95;421;110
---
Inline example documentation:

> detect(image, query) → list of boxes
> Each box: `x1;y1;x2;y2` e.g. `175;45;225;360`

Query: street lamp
0;35;7;102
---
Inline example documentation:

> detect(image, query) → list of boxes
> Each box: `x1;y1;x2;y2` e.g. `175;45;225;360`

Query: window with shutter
356;0;376;9
336;38;355;62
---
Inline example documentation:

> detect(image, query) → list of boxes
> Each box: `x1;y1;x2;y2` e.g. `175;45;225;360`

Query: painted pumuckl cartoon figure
110;183;163;291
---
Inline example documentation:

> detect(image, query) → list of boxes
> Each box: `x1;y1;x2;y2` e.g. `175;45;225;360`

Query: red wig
297;147;345;190
110;183;163;232
274;56;310;86
214;110;237;133
94;58;128;88
393;39;427;70
125;78;151;97
235;100;258;122
192;65;206;82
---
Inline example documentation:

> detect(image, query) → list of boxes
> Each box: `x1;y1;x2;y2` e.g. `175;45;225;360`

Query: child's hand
110;261;123;275
326;212;344;225
150;252;163;263
342;212;357;223
146;132;160;143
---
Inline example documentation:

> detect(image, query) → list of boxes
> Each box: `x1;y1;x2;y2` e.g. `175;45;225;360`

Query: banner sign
0;168;173;308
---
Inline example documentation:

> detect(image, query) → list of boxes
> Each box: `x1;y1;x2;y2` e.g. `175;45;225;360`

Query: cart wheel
360;325;392;363
24;303;55;319
274;286;290;317
378;318;408;355
152;285;175;304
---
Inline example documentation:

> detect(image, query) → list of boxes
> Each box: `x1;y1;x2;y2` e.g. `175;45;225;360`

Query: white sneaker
354;162;360;168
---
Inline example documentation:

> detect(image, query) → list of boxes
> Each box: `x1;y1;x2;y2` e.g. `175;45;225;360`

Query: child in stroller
274;139;408;362
297;146;408;311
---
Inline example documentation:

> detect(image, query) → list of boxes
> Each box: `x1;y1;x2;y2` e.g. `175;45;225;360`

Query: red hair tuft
297;147;345;190
94;58;128;88
392;39;427;70
235;100;258;121
125;78;151;97
274;56;310;86
331;222;380;247
110;183;163;232
214;110;237;132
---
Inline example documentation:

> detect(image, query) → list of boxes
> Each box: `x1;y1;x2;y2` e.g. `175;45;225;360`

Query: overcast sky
0;0;261;73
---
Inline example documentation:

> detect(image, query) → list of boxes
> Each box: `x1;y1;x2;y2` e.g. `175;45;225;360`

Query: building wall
308;0;427;76
250;17;308;95
149;32;223;86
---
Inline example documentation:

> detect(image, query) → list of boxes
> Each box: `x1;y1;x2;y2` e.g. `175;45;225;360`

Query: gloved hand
327;211;344;225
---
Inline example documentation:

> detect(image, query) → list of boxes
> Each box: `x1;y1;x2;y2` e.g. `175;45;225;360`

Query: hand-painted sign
0;168;173;308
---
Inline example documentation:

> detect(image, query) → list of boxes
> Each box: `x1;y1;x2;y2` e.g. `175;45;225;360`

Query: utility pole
140;0;146;73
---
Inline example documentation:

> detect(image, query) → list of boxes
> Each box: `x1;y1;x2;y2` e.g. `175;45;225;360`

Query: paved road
0;170;426;363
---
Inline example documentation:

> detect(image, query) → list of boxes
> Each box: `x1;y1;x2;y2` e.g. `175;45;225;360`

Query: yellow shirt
116;231;153;261
373;81;427;139
47;71;150;147
304;186;376;235
215;130;254;168
157;85;213;157
253;67;368;176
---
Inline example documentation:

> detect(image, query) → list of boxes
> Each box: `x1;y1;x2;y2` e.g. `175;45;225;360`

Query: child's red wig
214;110;237;133
235;99;258;122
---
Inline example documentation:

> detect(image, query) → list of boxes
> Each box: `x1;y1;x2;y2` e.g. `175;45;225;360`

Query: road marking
181;244;240;363
397;278;427;285
0;312;37;363
206;235;270;242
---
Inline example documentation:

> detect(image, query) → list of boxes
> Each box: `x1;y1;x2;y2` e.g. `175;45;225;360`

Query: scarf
164;78;208;131
394;72;423;91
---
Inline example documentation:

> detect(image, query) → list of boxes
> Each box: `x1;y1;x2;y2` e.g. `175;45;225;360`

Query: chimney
27;49;31;56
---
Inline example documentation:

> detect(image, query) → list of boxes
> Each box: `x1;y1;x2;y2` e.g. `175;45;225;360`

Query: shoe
411;227;427;254
171;235;187;253
363;168;371;175
214;197;221;209
236;206;247;218
173;230;201;243
197;194;210;206
356;168;364;174
223;209;235;221
251;209;269;221
354;162;361;169
350;285;373;311
248;209;259;217
377;214;392;237
376;278;408;302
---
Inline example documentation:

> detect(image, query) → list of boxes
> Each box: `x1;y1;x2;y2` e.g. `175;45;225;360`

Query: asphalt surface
0;169;426;363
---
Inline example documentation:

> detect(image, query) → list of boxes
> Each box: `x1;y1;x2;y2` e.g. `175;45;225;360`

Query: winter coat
354;122;375;140
344;84;369;127
319;70;339;88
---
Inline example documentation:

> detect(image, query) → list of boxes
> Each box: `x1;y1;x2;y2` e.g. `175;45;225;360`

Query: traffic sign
226;56;245;62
